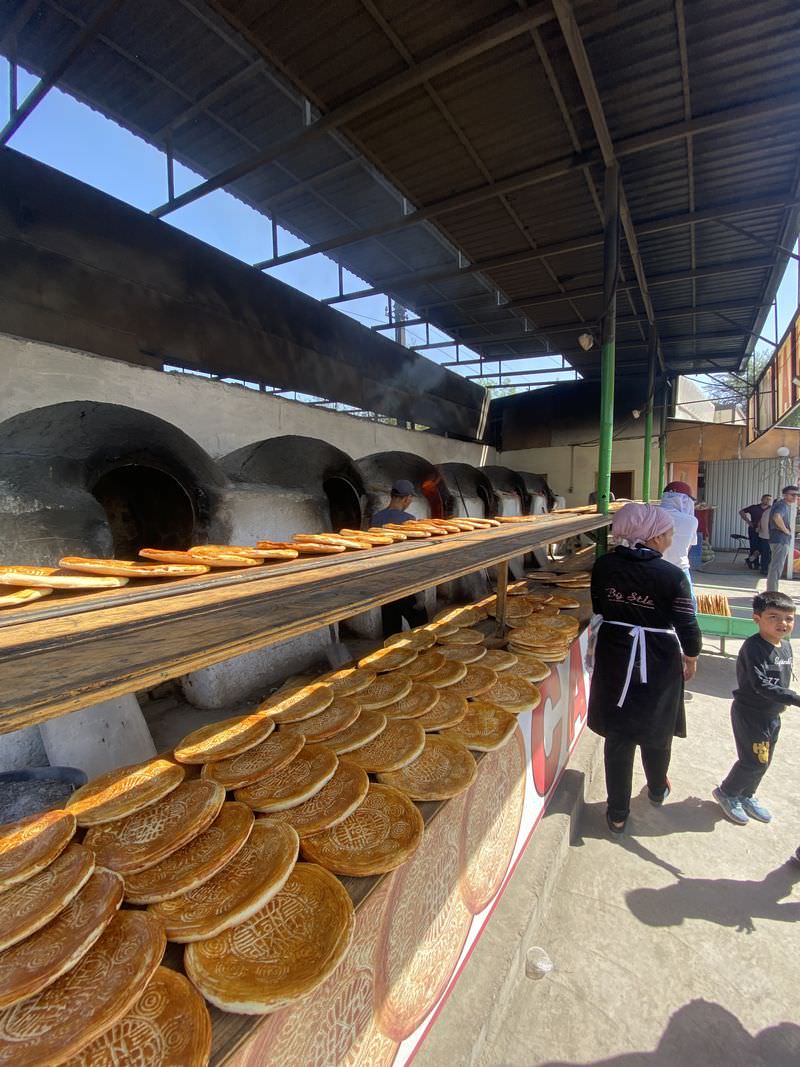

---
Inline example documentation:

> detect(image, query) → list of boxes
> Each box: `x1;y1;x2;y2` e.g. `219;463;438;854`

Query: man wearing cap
766;485;799;591
371;480;417;528
371;480;428;635
660;482;699;601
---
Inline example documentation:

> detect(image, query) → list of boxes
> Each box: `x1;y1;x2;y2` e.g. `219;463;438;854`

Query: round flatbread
445;663;498;698
0;566;127;590
0;868;123;1010
358;646;419;673
291;542;347;555
479;649;518;672
0;844;94;953
384;629;437;652
425;660;468;688
300;784;424;876
417;689;468;731
123;802;254;904
184;862;354;1014
201;730;304;789
259;683;334;723
140;548;260;568
174;713;275;764
441;701;518;751
508;651;551;683
439;644;487;664
326;712;387;755
508;642;567;663
343;719;425;774
437;627;485;647
423;621;459;638
358;674;413;709
404;650;447;679
0;911;165;1067
260;760;368;837
67;758;185;827
0;809;76;893
57;557;210;579
432;606;482;627
547;593;582;609
192;543;296;561
0;586;52;609
486;600;532;620
83;780;225;875
382;682;439;720
527;572;562;583
61;967;211;1067
235;744;338;813
282;698;361;743
320;667;377;697
536;615;580;635
377;735;477;801
150;822;299;943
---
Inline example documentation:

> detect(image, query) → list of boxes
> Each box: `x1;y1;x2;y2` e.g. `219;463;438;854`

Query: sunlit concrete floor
462;556;800;1067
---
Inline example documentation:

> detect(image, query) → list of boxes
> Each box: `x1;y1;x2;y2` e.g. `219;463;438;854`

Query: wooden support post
495;560;509;637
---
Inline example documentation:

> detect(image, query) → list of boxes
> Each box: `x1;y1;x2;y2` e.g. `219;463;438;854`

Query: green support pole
657;378;669;496
642;326;657;501
595;163;620;555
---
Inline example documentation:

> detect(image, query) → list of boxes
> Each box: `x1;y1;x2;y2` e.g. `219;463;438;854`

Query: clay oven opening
322;476;362;532
0;402;229;565
90;464;195;558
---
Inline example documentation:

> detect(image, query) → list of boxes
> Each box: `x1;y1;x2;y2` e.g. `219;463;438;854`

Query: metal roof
2;0;799;382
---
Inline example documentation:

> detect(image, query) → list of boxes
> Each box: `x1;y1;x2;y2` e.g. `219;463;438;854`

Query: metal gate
703;458;787;551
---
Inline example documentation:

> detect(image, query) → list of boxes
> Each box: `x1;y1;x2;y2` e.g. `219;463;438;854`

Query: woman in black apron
588;503;701;833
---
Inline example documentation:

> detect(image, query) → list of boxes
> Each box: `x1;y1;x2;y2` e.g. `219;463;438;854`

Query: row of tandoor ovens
0;400;555;568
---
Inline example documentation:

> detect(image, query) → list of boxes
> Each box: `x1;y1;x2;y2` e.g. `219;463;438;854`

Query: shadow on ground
626;859;800;933
498;999;800;1067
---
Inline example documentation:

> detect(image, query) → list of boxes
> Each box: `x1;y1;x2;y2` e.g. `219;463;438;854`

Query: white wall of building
501;435;659;506
0;333;495;466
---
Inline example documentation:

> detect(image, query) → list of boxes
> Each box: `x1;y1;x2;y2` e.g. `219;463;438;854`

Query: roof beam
551;0;659;369
150;3;556;217
0;0;122;145
320;193;800;309
504;258;774;310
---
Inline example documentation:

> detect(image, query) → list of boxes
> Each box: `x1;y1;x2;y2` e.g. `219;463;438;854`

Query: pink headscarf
612;502;674;548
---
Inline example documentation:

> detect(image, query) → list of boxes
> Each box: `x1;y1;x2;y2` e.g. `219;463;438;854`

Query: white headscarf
661;490;695;516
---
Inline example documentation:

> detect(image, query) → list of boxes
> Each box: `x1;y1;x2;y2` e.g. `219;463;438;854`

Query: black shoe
606;812;627;835
648;778;671;806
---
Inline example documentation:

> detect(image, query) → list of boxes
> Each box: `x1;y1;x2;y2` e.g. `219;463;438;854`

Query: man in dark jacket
371;480;428;636
738;493;772;570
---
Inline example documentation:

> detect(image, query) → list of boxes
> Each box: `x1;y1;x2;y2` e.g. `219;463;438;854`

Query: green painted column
642;326;657;501
595;163;620;555
657;378;669;495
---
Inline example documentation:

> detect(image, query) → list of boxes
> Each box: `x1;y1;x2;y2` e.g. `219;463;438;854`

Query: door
610;470;634;500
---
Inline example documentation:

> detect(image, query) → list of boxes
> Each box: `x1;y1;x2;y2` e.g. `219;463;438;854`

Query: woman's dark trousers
604;733;671;822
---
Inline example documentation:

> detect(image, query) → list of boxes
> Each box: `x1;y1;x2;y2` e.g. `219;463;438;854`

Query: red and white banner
227;631;589;1067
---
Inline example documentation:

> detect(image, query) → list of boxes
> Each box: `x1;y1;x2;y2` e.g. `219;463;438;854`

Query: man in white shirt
660;481;699;604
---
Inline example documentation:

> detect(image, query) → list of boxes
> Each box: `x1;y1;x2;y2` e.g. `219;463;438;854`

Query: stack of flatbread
0;809;184;1067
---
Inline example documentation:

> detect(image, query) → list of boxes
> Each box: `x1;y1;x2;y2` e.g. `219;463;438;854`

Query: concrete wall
0;333;496;467
501;435;658;507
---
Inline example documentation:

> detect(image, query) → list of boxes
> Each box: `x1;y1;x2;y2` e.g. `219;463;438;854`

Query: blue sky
2;60;796;399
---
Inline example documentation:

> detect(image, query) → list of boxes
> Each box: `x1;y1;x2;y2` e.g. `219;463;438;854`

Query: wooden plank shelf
0;512;608;731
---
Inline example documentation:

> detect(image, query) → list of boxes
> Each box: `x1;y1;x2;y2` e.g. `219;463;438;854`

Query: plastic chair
730;533;749;565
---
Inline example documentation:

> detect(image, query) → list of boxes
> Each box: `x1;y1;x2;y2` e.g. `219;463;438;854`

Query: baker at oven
371;479;428;636
587;503;702;834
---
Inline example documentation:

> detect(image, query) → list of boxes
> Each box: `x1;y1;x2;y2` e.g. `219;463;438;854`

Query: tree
700;346;773;406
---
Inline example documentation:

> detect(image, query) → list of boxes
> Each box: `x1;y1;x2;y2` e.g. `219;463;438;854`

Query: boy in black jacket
713;590;800;825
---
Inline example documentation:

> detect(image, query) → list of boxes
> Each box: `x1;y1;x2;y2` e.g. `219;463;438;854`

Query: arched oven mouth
89;463;196;559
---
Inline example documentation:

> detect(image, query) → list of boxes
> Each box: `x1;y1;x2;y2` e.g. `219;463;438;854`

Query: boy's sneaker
712;787;749;825
741;795;772;823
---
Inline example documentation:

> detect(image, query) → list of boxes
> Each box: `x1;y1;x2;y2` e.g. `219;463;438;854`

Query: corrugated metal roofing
1;0;798;382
